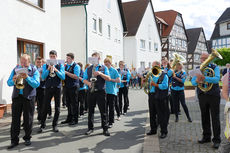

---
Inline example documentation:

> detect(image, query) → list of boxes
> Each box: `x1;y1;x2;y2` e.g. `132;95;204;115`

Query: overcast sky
122;0;230;40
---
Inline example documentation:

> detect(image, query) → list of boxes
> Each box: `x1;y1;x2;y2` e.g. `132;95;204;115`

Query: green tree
213;48;230;66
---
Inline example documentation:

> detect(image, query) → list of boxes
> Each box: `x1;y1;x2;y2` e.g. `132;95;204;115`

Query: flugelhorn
15;75;24;89
171;53;186;70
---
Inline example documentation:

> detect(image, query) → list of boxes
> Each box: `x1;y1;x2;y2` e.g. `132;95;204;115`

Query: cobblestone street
159;96;225;153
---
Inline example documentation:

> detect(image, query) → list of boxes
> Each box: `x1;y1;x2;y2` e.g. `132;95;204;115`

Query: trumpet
143;66;162;94
15;75;24;89
49;64;56;77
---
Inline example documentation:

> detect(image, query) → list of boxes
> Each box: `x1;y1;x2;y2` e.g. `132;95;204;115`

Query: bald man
191;53;221;149
7;54;40;149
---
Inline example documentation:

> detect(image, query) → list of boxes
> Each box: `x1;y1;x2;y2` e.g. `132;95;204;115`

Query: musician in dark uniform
77;62;86;116
161;57;174;114
35;57;46;124
38;50;65;133
61;53;80;125
146;61;169;139
104;57;121;128
117;61;131;115
171;62;192;122
7;54;40;149
191;53;221;149
83;52;111;136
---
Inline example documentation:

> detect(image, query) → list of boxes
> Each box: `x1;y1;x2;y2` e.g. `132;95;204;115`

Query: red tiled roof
122;0;149;36
155;10;178;37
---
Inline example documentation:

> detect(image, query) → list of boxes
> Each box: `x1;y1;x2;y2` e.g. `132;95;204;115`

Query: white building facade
0;0;61;104
123;0;162;69
61;0;126;66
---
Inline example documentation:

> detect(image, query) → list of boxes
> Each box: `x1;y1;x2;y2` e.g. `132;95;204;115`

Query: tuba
197;49;223;92
143;66;162;94
15;75;25;89
171;53;186;70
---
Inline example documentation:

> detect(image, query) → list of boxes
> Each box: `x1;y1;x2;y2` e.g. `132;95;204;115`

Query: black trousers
62;86;66;107
88;90;108;130
78;90;86;116
106;94;115;124
114;95;120;117
148;93;169;134
65;86;79;122
168;93;174;113
41;87;61;127
84;90;89;111
36;87;45;121
198;94;221;143
171;89;191;119
118;87;128;114
11;95;35;143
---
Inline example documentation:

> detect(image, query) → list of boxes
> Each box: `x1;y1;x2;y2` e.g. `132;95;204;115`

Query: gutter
84;5;88;64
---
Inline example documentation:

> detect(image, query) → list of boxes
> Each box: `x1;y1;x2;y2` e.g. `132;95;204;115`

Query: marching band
6;49;229;151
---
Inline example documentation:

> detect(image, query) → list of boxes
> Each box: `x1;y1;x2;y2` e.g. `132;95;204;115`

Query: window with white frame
22;0;43;8
107;25;111;38
92;15;97;32
114;28;118;42
107;0;111;10
149;41;152;51
149;62;151;68
154;43;158;52
99;18;103;34
140;39;146;49
140;62;145;69
227;23;230;30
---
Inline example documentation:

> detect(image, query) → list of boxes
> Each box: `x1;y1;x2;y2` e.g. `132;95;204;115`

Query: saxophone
90;65;97;93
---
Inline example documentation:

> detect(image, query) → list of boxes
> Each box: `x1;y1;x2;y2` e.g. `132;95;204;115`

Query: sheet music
46;59;58;65
15;68;28;75
88;57;99;65
58;59;65;65
189;69;202;77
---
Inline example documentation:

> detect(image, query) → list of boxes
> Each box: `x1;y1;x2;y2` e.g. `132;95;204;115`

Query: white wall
124;37;137;68
87;0;124;66
61;6;86;64
220;22;230;36
135;3;162;69
0;0;61;104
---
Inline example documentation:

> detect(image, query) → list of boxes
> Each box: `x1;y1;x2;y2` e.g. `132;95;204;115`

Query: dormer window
227;23;230;30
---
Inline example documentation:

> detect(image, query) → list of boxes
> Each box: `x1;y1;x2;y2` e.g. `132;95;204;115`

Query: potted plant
0;104;6;118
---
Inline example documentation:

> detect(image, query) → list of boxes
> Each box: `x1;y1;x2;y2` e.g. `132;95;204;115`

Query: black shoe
47;115;52;119
160;133;167;139
85;129;94;135
188;118;192;123
147;130;157;135
37;127;44;133
7;143;18;149
198;138;211;144
61;120;71;124
103;130;110;136
69;121;78;126
24;140;31;146
213;142;220;149
175;117;178;122
108;124;113;128
52;126;59;132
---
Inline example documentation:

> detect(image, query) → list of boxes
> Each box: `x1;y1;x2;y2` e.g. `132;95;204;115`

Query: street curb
143;115;160;153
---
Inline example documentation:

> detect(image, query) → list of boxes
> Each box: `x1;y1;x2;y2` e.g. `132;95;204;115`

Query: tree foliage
213;48;230;66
